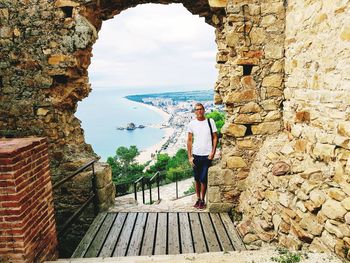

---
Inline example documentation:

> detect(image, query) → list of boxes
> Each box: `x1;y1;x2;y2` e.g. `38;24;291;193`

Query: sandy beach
135;127;174;164
131;100;171;122
128;100;174;164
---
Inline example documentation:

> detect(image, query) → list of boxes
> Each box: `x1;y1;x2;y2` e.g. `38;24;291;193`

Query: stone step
47;249;342;263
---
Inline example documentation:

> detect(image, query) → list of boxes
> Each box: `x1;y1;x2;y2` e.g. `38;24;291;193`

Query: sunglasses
195;108;204;111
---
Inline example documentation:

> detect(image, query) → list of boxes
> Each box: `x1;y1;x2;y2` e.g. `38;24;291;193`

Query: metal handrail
53;160;96;190
149;171;161;203
53;160;98;238
133;176;145;203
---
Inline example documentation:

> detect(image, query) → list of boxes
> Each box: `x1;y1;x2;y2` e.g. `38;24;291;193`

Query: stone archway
0;0;285;211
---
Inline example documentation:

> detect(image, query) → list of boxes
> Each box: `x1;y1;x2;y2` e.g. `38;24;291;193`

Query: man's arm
208;132;218;160
187;132;194;166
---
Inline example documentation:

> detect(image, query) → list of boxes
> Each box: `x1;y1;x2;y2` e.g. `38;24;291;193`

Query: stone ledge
47;249;342;263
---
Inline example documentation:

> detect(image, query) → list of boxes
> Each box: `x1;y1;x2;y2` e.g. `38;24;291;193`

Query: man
187;103;218;209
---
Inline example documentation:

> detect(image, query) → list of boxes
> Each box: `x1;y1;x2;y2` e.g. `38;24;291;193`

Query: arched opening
76;3;217;162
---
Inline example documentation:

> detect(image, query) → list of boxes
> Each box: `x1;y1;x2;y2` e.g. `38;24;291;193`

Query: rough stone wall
209;0;285;211
1;0;350;259
0;0;224;255
236;1;350;260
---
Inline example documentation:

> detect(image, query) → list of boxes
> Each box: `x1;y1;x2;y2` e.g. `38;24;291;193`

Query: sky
88;3;217;91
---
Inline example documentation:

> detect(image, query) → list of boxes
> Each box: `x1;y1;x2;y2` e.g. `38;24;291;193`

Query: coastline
127;98;171;122
124;97;174;164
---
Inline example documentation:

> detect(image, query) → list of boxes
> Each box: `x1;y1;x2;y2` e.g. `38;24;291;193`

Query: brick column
0;138;58;263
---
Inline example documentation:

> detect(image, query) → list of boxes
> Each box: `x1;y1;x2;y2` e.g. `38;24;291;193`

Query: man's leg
200;182;207;201
193;156;201;208
195;181;201;200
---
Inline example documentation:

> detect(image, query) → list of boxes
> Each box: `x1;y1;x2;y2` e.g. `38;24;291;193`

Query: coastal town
131;96;223;162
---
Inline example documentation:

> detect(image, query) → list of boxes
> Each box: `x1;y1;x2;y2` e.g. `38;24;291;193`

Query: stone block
97;182;115;211
295;111;310;123
341;197;350;210
299;214;324;236
290;221;314;243
279;235;301;250
37;108;49;116
251;121;281;135
272;161;290;176
226;156;247;168
237;139;255;149
235;113;262;124
264;190;279;203
338;121;350;137
340;25;350;41
236;57;259;66
243;233;259;244
334;135;350;150
207;202;232;212
279;192;291;207
208;0;227;8
95;164;112;189
214;92;223;104
261;2;284;15
264;43;284;59
261;15;277;27
325;220;344;239
0;26;12;38
208;186;221;203
262;74;283;87
250;27;266;45
309;237;331;253
320;230;338;251
313;143;336;159
327;188;346;201
294;139;308;152
309;189;326;208
226;31;240;47
240;76;256;89
225;89;258;103
322;199;347;220
222;123;246;137
266;87;283;98
55;0;79;7
264;111;281;122
261;99;280;111
346;213;350;224
239;102;261;113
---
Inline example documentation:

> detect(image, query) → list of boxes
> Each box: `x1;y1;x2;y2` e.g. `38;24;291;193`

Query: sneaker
194;200;200;208
198;200;206;209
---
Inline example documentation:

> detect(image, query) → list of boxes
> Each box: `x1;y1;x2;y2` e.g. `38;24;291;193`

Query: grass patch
183;182;195;195
271;247;302;263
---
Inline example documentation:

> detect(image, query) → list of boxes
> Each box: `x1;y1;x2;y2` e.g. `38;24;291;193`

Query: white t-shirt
187;118;217;156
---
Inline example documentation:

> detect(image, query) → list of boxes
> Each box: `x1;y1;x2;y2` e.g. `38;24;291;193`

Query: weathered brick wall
0;138;57;263
236;1;350;260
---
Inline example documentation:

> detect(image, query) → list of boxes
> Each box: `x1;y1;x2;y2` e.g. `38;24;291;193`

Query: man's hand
188;156;195;167
208;152;215;160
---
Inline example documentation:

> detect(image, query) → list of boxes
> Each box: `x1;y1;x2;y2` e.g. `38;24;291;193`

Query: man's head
194;103;205;120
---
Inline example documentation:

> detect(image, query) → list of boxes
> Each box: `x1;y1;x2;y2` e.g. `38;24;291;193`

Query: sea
75;87;208;161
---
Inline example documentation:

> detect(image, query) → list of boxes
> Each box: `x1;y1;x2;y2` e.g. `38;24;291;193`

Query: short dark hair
194;103;204;111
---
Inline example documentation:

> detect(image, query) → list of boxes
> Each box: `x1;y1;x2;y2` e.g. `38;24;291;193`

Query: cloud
89;3;217;90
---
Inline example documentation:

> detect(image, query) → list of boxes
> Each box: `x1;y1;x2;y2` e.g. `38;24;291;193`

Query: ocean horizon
75;87;212;161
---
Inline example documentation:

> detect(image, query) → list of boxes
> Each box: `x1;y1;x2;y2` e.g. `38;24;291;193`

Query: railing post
157;172;160;200
175;172;178;199
149;180;152;204
134;182;137;201
142;177;145;204
91;162;99;216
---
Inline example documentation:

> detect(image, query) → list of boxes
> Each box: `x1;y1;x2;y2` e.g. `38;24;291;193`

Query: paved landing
71;212;245;258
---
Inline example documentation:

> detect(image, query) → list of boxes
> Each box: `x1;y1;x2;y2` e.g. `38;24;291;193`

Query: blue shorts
193;155;212;184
